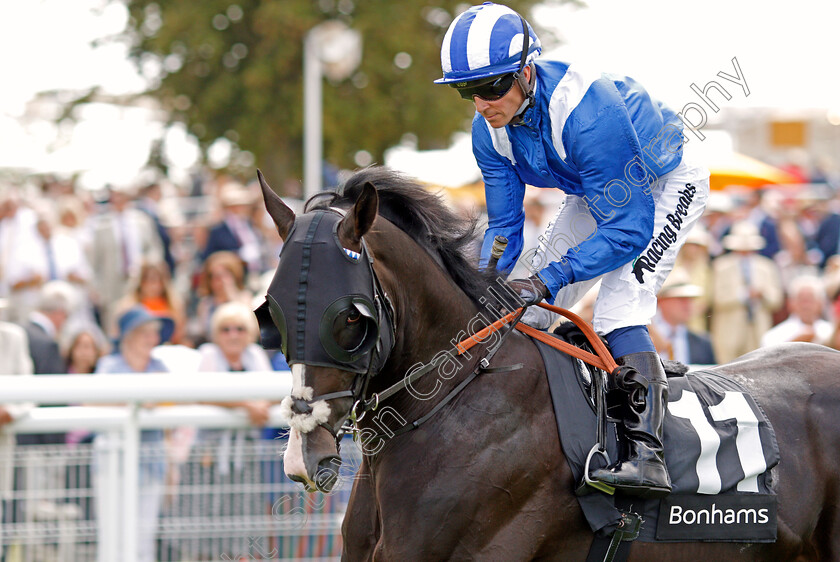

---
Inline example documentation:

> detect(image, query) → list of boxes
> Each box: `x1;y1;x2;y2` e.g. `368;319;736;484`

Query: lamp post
303;21;362;200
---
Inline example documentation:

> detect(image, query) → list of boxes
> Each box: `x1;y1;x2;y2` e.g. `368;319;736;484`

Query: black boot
590;351;672;498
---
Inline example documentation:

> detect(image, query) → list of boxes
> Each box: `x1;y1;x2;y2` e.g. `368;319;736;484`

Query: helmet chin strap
508;14;535;127
509;62;536;127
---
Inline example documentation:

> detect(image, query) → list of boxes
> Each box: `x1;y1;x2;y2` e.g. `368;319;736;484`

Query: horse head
256;170;396;492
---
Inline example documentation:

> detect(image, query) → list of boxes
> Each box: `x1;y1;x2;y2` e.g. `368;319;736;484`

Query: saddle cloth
534;335;780;543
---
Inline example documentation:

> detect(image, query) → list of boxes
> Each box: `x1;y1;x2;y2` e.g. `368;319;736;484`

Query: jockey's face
472;65;529;129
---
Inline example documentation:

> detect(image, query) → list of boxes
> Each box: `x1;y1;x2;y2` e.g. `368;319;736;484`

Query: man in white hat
0;189;38;323
710;221;784;362
201;181;263;278
17;281;77;448
652;269;716;365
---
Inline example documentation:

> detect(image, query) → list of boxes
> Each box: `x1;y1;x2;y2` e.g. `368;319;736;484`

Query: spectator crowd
0;174;291;560
645;182;840;365
4;172;840;381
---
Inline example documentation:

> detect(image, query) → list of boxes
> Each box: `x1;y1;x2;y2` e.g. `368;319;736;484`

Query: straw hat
705;191;734;214
658;268;704;299
722;221;766;252
684;225;711;248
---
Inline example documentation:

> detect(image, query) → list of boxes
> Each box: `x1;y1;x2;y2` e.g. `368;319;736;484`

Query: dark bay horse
257;166;840;561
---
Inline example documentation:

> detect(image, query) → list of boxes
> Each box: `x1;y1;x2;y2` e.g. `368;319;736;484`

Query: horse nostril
292;398;313;415
314;456;342;492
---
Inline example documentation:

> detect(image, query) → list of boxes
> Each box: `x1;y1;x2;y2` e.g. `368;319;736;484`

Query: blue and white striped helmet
435;2;541;85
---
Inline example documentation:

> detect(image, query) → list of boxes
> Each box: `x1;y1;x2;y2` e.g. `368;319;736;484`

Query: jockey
436;2;710;497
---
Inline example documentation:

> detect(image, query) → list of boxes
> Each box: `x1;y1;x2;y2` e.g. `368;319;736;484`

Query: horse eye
320;298;379;362
332;308;368;352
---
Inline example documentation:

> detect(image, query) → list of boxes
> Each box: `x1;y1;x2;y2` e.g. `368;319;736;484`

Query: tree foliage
120;0;554;193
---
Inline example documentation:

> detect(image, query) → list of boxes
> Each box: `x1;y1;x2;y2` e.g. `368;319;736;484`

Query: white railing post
99;429;122;562
122;402;139;562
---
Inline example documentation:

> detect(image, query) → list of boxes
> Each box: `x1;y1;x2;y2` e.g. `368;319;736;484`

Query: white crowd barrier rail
0;372;362;562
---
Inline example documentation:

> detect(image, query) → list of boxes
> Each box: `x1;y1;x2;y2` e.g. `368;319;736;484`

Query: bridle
261;207;522;453
261;206;397;448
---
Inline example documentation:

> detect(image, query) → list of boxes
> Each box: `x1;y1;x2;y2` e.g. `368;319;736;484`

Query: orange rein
456;303;619;374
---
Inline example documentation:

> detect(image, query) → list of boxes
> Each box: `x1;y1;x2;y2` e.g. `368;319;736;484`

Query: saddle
538;322;781;544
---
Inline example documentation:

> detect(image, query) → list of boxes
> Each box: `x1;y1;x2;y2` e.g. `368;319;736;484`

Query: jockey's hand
506;275;550;307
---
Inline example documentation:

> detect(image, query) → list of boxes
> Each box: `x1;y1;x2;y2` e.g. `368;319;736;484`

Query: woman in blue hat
94;305;174;562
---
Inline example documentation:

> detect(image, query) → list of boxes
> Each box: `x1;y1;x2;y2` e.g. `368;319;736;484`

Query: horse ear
257;169;295;240
339;182;378;249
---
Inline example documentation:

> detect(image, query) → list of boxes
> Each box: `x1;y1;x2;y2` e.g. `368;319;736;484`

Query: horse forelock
306;166;494;305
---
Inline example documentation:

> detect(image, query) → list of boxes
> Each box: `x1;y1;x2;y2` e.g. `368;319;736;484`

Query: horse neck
366;228;489;415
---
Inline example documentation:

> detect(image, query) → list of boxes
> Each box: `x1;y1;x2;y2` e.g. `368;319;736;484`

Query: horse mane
306;166;494;305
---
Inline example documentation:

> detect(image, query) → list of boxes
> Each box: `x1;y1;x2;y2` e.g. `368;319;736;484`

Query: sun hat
683;225;711;248
115;305;174;348
722;221;766;252
658;269;704;299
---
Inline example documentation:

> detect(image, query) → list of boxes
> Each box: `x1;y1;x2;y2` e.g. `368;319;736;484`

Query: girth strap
585;511;643;562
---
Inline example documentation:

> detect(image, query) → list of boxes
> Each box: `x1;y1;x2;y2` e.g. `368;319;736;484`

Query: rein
458;301;629;500
293;292;618;451
343;302;618;447
354;308;527;444
457;303;619;373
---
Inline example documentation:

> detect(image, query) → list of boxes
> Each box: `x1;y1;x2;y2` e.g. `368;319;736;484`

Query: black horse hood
255;209;392;374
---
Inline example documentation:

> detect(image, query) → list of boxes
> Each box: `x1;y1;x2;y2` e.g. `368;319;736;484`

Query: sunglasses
220;325;247;334
454;73;517;102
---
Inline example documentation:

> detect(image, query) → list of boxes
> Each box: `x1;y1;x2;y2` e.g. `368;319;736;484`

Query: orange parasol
708;152;802;190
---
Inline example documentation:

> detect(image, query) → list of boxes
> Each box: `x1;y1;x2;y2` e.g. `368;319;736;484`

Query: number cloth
537;340;780;541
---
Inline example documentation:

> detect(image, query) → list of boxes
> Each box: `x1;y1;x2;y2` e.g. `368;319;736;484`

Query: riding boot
590;351;672;498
